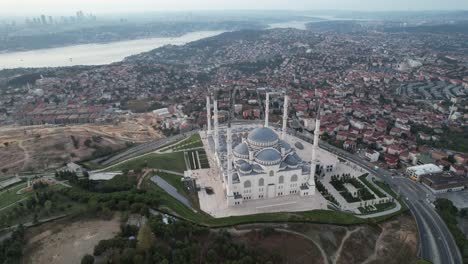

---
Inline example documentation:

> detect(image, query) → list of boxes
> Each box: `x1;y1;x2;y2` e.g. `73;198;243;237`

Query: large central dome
247;127;279;147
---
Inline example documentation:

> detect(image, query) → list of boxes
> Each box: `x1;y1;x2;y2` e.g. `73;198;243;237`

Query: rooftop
406;164;442;176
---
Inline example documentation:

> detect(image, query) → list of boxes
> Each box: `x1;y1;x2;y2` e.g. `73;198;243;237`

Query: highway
97;130;199;166
310;136;462;264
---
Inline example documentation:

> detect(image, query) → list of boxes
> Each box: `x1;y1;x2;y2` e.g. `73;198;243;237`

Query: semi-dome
247;127;279;147
284;154;298;165
252;164;264;173
239;163;253;174
233;142;249;157
255;148;281;165
280;140;292;152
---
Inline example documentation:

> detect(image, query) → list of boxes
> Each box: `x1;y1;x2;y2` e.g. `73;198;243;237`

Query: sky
1;0;467;15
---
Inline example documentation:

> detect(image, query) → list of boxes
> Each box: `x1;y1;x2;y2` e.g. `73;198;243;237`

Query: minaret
213;99;219;152
281;95;288;140
206;96;212;135
265;93;270;127
226;125;233;197
308;103;321;187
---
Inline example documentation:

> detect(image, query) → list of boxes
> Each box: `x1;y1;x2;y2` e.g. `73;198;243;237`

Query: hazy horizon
1;0;468;16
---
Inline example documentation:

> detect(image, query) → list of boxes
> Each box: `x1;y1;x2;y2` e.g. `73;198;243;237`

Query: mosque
204;93;338;207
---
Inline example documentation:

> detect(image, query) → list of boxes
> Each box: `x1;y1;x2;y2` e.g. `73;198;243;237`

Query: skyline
1;0;468;15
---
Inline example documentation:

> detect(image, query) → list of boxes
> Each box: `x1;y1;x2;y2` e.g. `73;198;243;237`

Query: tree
84;139;93;148
137;224;156;252
81;254;95;264
44;200;52;213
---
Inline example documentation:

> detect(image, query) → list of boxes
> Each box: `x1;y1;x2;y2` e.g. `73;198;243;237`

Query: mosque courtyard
187;126;373;218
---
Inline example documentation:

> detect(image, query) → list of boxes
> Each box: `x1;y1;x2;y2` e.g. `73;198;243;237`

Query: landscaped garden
330;174;375;203
107;152;187;173
358;173;387;198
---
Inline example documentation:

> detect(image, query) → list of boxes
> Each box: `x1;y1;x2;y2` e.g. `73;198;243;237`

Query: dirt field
234;229;325;264
0;113;162;177
232;213;419;264
22;216;121;264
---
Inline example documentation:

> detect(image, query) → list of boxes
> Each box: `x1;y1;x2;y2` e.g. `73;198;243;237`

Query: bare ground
21;216;121;264
233;229;326;264
232;213;419;264
0;114;162;177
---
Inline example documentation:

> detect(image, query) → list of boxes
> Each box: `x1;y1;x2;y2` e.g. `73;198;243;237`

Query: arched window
279;176;284;184
258;178;264;186
291;174;298;182
244;180;251;188
269;170;274;177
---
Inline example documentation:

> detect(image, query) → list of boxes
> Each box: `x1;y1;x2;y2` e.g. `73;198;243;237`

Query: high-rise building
40;15;47;25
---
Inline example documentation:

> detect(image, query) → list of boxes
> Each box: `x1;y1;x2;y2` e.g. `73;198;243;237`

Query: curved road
313;137;462;264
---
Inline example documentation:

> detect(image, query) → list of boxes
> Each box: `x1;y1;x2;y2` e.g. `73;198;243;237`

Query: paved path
333;227;363;264
0;214;68;242
150;175;193;210
276;228;329;264
0;197;28;212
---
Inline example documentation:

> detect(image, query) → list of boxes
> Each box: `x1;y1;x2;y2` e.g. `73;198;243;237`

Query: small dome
255;148;281;165
295;142;304;150
247;127;279;147
284;154;299;166
280;140;292;151
233;142;249;157
239;163;253;174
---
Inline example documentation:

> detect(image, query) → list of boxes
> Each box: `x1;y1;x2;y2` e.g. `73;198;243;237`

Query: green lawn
0;182;30;209
416;260;432;264
374;202;396;211
141;176;367;227
375;181;403;207
161;133;203;152
107;152;187;173
0;185;84;228
358;175;386;198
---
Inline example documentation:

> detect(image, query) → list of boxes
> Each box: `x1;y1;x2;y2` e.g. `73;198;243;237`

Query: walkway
150;175;194;210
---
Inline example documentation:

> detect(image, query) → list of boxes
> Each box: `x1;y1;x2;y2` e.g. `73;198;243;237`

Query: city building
406;164;443;181
365;149;380;162
421;171;468;194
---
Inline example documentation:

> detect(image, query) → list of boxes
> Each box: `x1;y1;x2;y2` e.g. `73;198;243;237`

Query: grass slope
142;174;366;227
108;152;187;173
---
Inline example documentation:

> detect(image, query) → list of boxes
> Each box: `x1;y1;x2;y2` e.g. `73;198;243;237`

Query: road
98;130;199;166
300;133;462;264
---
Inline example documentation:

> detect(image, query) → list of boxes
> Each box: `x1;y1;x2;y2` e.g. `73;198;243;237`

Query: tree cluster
90;215;282;264
0;225;25;264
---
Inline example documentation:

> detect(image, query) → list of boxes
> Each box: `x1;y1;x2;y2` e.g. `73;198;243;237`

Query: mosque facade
205;93;336;206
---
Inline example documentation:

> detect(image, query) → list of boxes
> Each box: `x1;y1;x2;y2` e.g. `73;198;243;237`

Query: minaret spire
226;123;233;197
264;92;270;127
281;94;288;140
206;96;212;135
213;98;219;153
308;101;321;187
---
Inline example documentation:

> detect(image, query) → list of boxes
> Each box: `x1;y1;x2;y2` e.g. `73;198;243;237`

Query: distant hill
305;21;365;33
384;21;468;35
0;21;265;53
